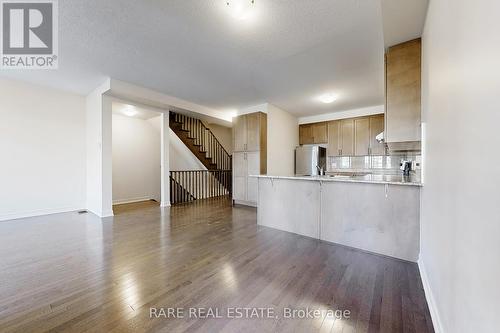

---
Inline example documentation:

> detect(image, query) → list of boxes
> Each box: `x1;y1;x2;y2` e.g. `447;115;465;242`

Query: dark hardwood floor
0;197;434;333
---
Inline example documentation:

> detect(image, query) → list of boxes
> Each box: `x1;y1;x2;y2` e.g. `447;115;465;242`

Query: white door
246;152;260;203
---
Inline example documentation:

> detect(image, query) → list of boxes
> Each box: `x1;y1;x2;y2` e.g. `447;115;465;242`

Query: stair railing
170;170;232;205
170;112;232;170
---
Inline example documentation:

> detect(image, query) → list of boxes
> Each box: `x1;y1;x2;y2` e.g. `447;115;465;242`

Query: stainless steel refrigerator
295;146;326;176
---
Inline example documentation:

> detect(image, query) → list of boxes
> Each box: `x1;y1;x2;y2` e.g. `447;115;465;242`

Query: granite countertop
250;174;422;187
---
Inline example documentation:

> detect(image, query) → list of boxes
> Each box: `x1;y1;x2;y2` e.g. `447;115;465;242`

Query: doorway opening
112;102;162;214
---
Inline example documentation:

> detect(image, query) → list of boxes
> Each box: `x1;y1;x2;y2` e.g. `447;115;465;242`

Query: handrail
170;111;232;171
198;120;231;158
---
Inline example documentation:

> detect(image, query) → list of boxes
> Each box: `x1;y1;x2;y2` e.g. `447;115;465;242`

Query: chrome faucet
316;165;325;176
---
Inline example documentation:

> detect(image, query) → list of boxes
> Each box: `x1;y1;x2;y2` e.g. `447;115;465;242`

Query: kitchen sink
325;172;371;178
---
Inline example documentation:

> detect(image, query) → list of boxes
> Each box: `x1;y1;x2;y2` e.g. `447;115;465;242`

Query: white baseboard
233;199;257;207
0;206;85;222
418;258;444;333
112;196;155;205
85;208;114;219
101;209;115;218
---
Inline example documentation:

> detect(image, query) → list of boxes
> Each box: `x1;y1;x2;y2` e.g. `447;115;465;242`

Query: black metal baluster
174;172;177;204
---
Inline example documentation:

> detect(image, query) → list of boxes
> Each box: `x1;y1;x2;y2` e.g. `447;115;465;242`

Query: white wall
205;123;232;153
112;114;161;204
420;1;500;332
237;103;298;176
237;103;268;115
0;79;86;221
86;82;113;217
267;104;299;176
169;129;206;171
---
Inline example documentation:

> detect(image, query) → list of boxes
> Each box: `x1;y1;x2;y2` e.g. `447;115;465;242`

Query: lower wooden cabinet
232;151;260;206
232;111;267;207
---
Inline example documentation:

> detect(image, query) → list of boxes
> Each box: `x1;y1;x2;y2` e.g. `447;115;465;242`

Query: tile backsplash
328;153;421;175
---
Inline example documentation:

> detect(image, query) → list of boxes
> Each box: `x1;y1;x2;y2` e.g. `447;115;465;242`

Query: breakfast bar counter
252;175;421;262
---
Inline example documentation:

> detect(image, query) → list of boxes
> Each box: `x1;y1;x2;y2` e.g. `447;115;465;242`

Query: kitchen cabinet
340;119;354;156
312;122;327;143
246;152;260;203
246;112;261;151
232;152;247;201
233;115;246;152
385;38;421;147
257;176;421;262
299;124;314;144
233;112;267;152
369;115;385;155
299;122;327;144
232;112;267;206
327;121;341;156
232;151;260;204
354;118;370;156
323;115;387;157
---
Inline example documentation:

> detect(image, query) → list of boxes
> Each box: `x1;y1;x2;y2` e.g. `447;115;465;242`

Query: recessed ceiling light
317;93;338;104
122;106;138;117
226;0;256;20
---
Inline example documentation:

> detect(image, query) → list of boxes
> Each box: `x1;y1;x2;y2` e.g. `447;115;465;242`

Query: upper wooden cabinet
327;121;341;156
325;115;386;157
232;112;267;153
299;122;327;145
354;118;370;156
299;124;314;144
232;112;267;207
340;119;355;156
369;115;385;155
233;115;247;152
245;112;261;151
385;38;422;144
311;122;327;143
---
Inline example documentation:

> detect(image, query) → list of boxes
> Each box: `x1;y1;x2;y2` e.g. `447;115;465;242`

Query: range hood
376;131;421;152
387;141;421;152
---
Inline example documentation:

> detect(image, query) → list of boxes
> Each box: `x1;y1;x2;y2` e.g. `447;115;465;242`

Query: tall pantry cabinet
232;112;267;207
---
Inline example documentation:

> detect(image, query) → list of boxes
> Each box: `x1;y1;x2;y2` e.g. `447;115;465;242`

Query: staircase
169;111;232;170
169;111;232;204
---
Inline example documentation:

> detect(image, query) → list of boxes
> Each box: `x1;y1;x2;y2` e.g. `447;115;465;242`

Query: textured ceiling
0;0;423;117
381;0;429;47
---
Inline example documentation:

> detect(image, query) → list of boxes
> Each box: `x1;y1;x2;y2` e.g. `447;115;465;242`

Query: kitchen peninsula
253;175;421;262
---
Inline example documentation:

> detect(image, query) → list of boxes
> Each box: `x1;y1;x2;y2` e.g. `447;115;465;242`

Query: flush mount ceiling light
122;106;138;117
226;0;256;20
317;93;338;104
